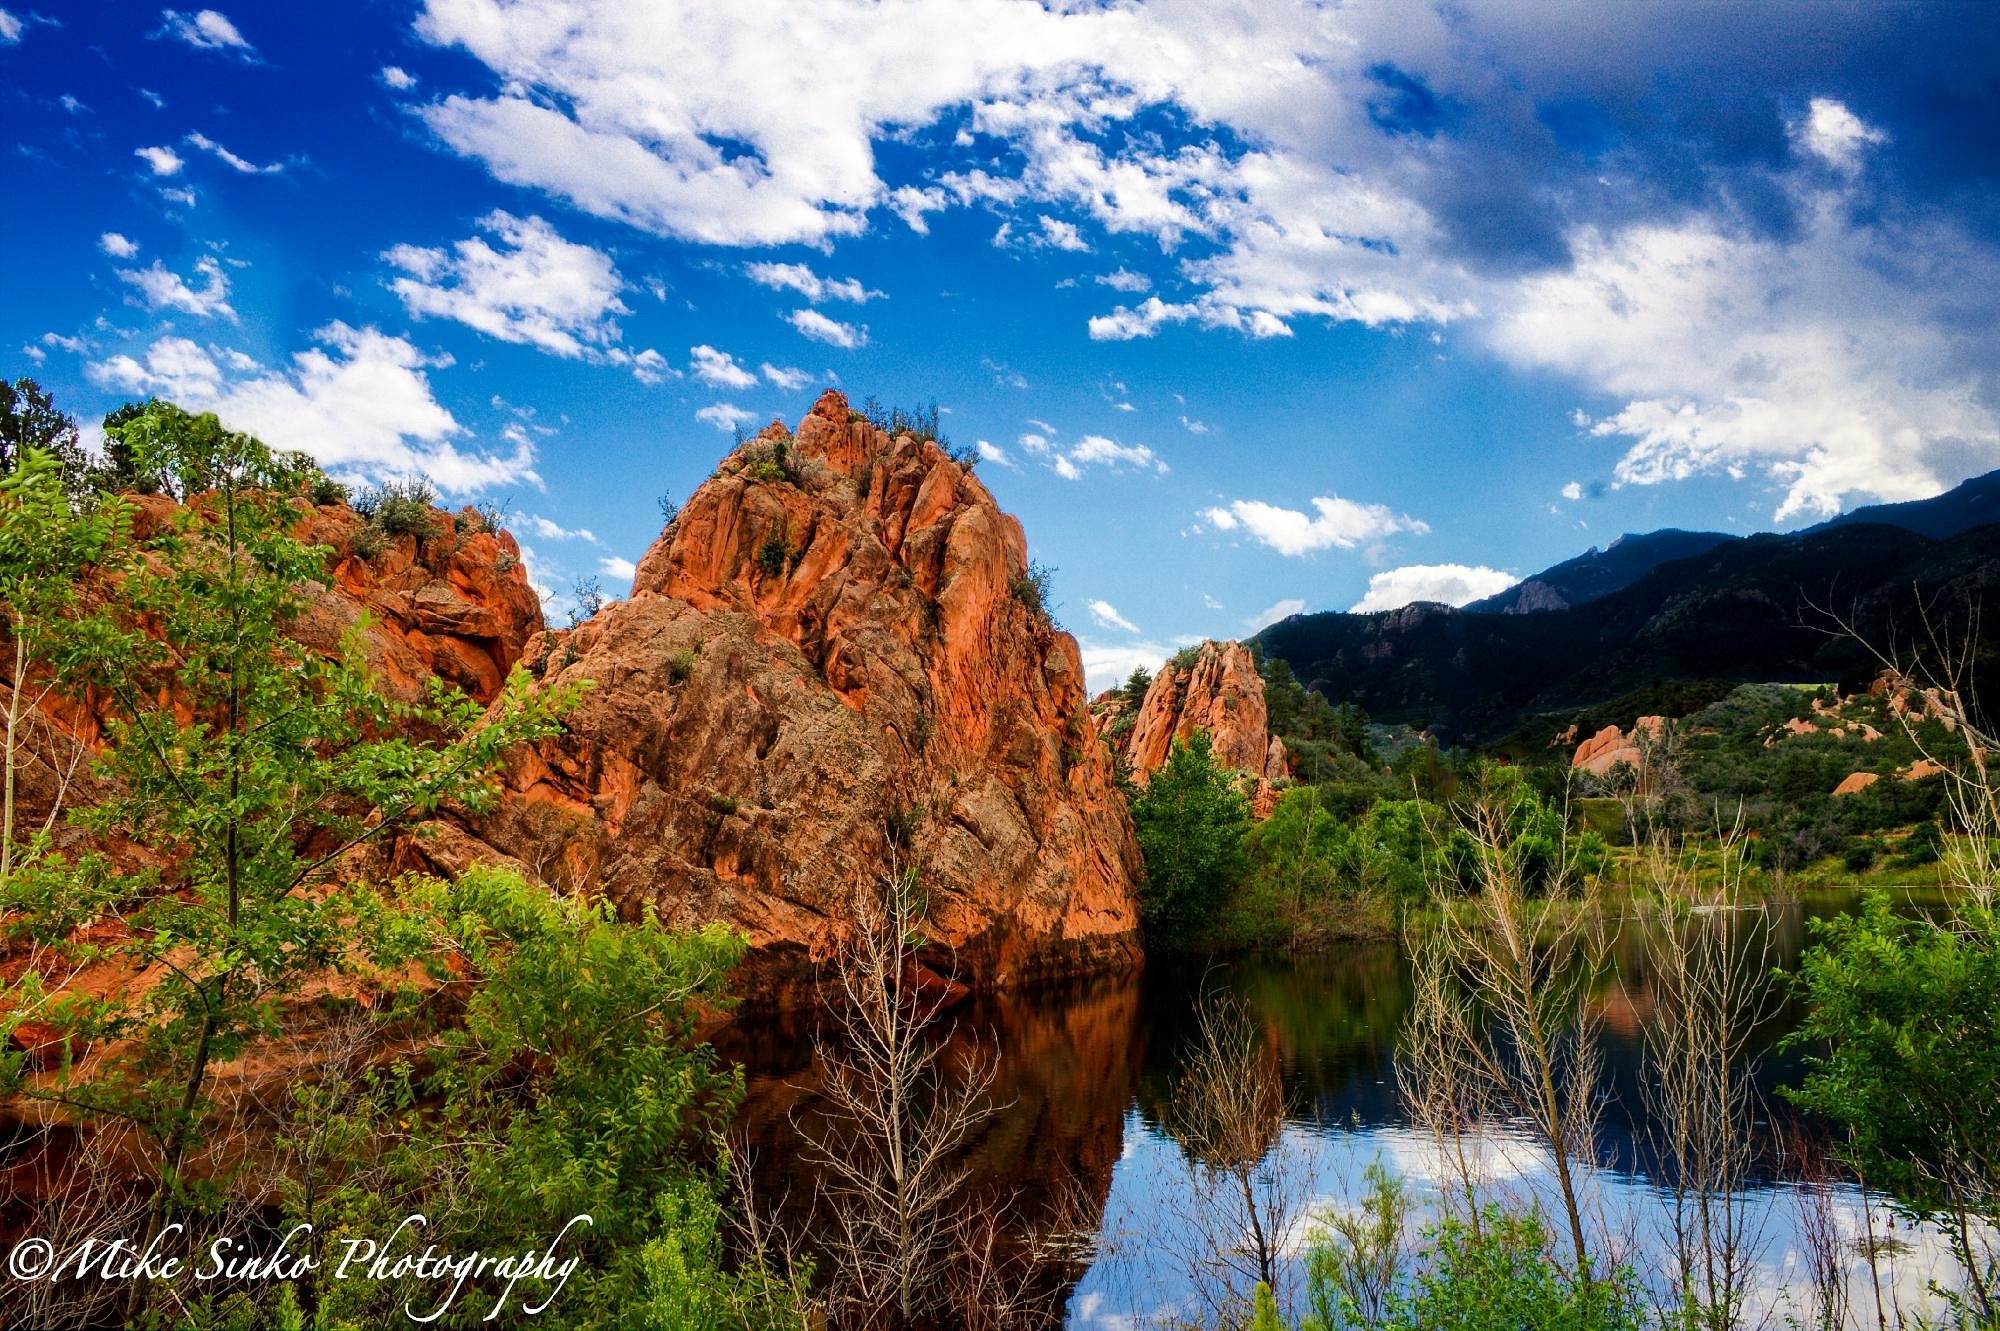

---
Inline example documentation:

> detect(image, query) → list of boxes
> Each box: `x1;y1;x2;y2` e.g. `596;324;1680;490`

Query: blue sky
4;1;1998;688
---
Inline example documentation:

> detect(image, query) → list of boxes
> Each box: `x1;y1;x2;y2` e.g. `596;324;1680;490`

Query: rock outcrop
1833;771;1880;796
1571;716;1664;777
443;392;1142;998
3;391;1143;1007
1093;639;1290;815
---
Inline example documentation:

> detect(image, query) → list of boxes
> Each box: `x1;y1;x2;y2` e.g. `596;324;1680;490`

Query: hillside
1256;520;2000;742
1464;529;1737;614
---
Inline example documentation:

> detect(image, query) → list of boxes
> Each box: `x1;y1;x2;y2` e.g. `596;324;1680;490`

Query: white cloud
99;232;139;258
689;344;756;389
598;555;638;581
1181;416;1208;434
1489;202;2000;520
135;145;183;176
1245;597;1306;631
87;335;225;401
744;261;877;304
0;10;21;44
1049;434;1166;481
1202;494;1428;557
1792;97;1887;173
402;1;2000;517
787;308;866;348
1097;268;1151;293
975;439;1014;468
90;324;536;493
386;212;633;361
159;186;196;207
380;65;417;91
185;131;281;174
761;362;813;391
522;514;598;543
630;347;669;385
1078;639;1178;694
1089;296;1294;342
1349;564;1516;612
157;8;253;54
1560;481;1582;501
1088;600;1140;634
696;402;756;432
118;255;236;320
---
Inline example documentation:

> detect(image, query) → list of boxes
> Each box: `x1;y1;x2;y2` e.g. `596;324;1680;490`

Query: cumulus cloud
1051;434;1167;481
386;212;663;380
762;363;812;390
689;344;756;389
1097;268;1151;293
598;555;638;581
1088;600;1140;634
156;8;254;54
1245;597;1306;631
99;232;139;258
118;255;235;320
0;10;21;44
787;308;866;348
380;65;417;91
134;145;183;176
1078;640;1181;694
401;1;2000;516
744;261;877;304
91;323;536;492
1349;563;1516;612
521;514;598;543
185;130;281;174
696;402;756;432
975;439;1014;468
1792;97;1887;173
1560;481;1582;501
1202;495;1428;557
1489;201;2000;520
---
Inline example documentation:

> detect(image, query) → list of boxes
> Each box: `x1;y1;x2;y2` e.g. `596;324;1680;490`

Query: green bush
1130;730;1251;948
1009;559;1056;619
354;477;439;540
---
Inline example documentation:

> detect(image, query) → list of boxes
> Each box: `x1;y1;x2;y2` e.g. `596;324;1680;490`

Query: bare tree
799;858;1003;1328
1148;989;1317;1326
1636;815;1778;1329
1404;775;1611;1280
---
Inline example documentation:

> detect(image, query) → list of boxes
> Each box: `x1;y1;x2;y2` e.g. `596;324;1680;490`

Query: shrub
354;477;439;539
666;648;697;684
1009;559;1056;618
757;528;797;577
307;472;348;506
1353;1208;1648;1331
1130;730;1251;949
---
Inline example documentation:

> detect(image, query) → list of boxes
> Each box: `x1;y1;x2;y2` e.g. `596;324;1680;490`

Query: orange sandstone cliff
434;391;1142;997
1092;639;1290;814
3;391;1143;1009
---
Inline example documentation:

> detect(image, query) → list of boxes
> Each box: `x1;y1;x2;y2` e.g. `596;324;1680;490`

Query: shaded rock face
1095;640;1290;815
450;391;1142;1000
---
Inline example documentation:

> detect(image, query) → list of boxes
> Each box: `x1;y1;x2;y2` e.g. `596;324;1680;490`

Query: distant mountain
1812;468;2000;541
1254;521;2000;744
1464;529;1738;614
1465;467;2000;617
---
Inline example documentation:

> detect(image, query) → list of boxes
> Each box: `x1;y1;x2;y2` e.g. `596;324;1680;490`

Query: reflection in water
724;890;1973;1328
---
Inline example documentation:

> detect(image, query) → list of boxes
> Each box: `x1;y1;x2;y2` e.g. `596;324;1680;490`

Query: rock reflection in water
724;889;1973;1328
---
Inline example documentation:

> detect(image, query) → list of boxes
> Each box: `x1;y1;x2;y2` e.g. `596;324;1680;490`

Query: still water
724;890;1976;1327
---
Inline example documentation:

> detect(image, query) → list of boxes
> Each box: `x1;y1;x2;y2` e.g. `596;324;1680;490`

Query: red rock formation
1832;771;1880;796
4;393;1142;1007
446;392;1142;998
1090;639;1291;817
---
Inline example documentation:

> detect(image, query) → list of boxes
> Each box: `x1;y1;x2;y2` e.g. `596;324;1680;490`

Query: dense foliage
1130;730;1251;948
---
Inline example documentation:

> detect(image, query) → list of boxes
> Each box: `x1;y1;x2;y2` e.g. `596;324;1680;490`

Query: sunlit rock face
433;390;1144;1001
1095;638;1291;816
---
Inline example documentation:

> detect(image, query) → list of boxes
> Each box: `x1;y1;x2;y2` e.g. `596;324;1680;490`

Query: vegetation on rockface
0;396;794;1329
1130;730;1251;949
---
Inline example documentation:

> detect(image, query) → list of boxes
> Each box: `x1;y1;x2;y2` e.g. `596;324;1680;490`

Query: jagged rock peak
457;388;1143;1001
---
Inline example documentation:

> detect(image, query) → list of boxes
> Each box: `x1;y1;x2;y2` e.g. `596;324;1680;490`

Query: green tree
294;867;801;1330
1784;893;2000;1320
1130;729;1250;948
0;377;94;496
1250;1280;1291;1331
1372;1210;1647;1331
0;405;581;1317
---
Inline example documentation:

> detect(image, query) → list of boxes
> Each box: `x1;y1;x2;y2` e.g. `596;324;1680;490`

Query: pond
723;888;1977;1328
